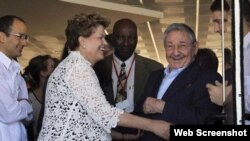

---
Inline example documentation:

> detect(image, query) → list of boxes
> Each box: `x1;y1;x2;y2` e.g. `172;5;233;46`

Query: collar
244;32;250;49
0;52;20;71
113;53;135;67
164;66;185;76
165;58;195;74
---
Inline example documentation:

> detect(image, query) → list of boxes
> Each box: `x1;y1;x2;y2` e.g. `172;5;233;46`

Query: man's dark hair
210;0;230;12
113;18;137;36
23;55;53;90
0;15;25;36
242;0;250;23
196;48;219;71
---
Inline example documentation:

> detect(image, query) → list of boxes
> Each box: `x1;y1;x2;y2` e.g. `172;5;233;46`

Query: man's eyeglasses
10;33;29;41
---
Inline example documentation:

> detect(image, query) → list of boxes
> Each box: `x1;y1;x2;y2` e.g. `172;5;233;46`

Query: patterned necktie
115;62;127;103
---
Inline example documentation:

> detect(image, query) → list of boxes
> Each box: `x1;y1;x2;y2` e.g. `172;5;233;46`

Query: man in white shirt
207;0;250;125
0;15;33;141
94;18;163;140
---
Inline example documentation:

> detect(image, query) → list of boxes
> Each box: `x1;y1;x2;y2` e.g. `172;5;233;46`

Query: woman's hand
151;120;171;140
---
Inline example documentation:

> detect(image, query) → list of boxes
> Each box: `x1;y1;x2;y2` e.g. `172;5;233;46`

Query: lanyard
113;56;135;80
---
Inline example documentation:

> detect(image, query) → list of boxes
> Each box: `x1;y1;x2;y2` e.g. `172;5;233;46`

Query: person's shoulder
61;53;88;72
151;68;164;73
185;61;221;79
196;63;222;80
147;68;165;80
136;55;163;66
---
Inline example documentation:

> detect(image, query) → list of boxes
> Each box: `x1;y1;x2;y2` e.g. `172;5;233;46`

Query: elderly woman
37;13;170;141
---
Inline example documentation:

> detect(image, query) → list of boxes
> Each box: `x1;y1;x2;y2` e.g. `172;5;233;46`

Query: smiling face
0;18;28;59
79;25;107;65
112;19;137;61
164;30;198;71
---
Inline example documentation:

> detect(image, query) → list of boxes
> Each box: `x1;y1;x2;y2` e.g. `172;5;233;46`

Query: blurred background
0;0;232;73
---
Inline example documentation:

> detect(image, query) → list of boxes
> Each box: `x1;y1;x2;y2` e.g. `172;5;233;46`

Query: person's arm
134;69;164;116
118;112;170;140
18;76;33;122
66;64;123;133
67;63;170;140
206;80;232;106
0;75;33;123
142;97;165;114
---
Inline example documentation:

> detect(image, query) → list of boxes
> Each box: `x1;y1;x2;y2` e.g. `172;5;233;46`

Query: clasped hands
143;97;165;114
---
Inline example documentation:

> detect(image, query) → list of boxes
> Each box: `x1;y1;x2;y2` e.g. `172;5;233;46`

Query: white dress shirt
244;32;250;125
157;66;184;99
112;54;135;112
0;52;33;141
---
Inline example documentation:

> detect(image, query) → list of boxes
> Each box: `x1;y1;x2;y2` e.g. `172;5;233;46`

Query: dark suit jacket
94;54;163;105
94;54;163;134
135;61;222;141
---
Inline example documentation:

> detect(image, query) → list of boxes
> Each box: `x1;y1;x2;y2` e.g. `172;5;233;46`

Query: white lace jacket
38;51;123;141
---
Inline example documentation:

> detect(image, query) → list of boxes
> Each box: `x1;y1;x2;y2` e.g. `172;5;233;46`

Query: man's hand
143;97;165;114
206;80;232;106
151;120;171;140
